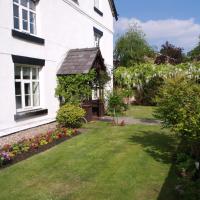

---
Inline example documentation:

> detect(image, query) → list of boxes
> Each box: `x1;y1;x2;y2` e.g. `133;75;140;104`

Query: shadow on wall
129;131;179;200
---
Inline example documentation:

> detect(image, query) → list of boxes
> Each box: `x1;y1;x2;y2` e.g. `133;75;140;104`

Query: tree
156;41;184;64
114;26;154;67
188;37;200;61
107;92;126;125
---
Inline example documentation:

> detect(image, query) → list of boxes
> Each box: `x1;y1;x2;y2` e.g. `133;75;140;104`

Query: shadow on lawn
129;131;179;200
129;131;176;164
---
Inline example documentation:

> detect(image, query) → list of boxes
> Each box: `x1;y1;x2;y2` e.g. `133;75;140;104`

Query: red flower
2;144;11;151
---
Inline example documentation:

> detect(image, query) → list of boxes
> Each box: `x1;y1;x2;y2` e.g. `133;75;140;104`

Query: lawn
124;105;156;120
0;120;178;200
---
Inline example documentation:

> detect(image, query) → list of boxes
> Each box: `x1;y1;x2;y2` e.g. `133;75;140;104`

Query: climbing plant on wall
55;69;110;105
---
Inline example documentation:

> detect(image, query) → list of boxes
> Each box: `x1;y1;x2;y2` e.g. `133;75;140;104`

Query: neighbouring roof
57;47;106;75
108;0;118;20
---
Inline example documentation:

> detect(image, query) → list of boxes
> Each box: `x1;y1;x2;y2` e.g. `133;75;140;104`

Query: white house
0;0;118;137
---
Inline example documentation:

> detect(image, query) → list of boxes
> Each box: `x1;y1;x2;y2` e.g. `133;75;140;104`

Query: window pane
22;9;28;20
30;23;34;34
13;4;19;29
15;82;21;95
24;83;30;95
15;66;21;79
32;82;39;95
32;68;38;79
14;0;19;3
33;82;40;106
30;12;36;34
16;96;22;109
13;4;19;17
14;17;20;29
20;0;28;7
22;9;28;31
29;1;36;11
33;94;39;106
23;20;28;30
30;12;35;23
25;95;31;106
23;67;30;79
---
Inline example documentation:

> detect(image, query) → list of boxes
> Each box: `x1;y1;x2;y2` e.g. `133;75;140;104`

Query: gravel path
99;116;161;125
0;122;57;148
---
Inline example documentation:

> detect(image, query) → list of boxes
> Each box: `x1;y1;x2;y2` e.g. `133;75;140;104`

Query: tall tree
188;37;200;61
114;26;154;67
157;41;184;64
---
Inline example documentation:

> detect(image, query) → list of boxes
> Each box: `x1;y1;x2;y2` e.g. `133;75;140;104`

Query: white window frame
15;64;41;112
13;0;37;35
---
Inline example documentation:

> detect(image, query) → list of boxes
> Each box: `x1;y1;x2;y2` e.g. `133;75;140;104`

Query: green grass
0;122;178;200
124;105;156;120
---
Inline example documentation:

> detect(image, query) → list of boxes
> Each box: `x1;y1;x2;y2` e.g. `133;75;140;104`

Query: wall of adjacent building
0;0;115;136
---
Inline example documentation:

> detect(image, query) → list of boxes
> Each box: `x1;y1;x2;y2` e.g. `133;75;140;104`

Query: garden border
0;131;81;170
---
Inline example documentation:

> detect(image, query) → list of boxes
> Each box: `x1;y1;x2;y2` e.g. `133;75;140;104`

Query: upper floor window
94;27;103;47
94;32;101;47
13;0;36;35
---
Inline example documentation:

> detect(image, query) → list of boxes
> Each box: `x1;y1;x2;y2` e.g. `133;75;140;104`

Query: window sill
94;7;103;16
14;108;48;121
12;30;45;45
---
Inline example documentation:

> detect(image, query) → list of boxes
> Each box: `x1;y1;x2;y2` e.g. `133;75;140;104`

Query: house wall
0;0;115;136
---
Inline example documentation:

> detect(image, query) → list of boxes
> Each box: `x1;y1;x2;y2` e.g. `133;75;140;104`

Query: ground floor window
15;65;40;112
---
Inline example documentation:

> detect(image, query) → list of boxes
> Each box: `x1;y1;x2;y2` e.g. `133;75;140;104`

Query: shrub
56;104;86;128
107;91;127;125
155;76;200;157
175;152;197;178
135;76;164;105
114;63;200;106
176;179;200;200
155;75;200;199
107;92;126;115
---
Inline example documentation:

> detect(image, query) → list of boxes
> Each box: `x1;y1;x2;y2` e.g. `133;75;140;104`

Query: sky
114;0;200;52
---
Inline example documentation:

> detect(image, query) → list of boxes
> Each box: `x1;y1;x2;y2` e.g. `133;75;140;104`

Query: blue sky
114;0;200;52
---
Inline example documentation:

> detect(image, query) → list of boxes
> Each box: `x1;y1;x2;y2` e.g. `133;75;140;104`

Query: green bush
56;104;86;128
155;76;200;157
155;75;200;200
107;92;126;114
107;91;127;125
135;76;164;105
177;179;200;200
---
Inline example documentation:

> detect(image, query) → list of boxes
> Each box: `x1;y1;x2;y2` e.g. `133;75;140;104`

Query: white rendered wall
0;0;115;136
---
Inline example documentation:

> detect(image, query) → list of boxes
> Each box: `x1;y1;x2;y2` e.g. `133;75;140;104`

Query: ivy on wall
55;69;110;105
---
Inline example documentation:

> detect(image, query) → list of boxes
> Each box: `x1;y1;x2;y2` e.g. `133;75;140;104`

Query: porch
57;47;109;121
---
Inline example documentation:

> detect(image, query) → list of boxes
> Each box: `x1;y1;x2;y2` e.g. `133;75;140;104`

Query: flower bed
0;128;78;168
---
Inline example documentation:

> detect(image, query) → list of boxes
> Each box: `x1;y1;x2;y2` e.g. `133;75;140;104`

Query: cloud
114;17;200;52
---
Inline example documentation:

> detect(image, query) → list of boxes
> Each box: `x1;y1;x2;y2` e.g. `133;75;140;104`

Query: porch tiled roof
57;47;104;75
